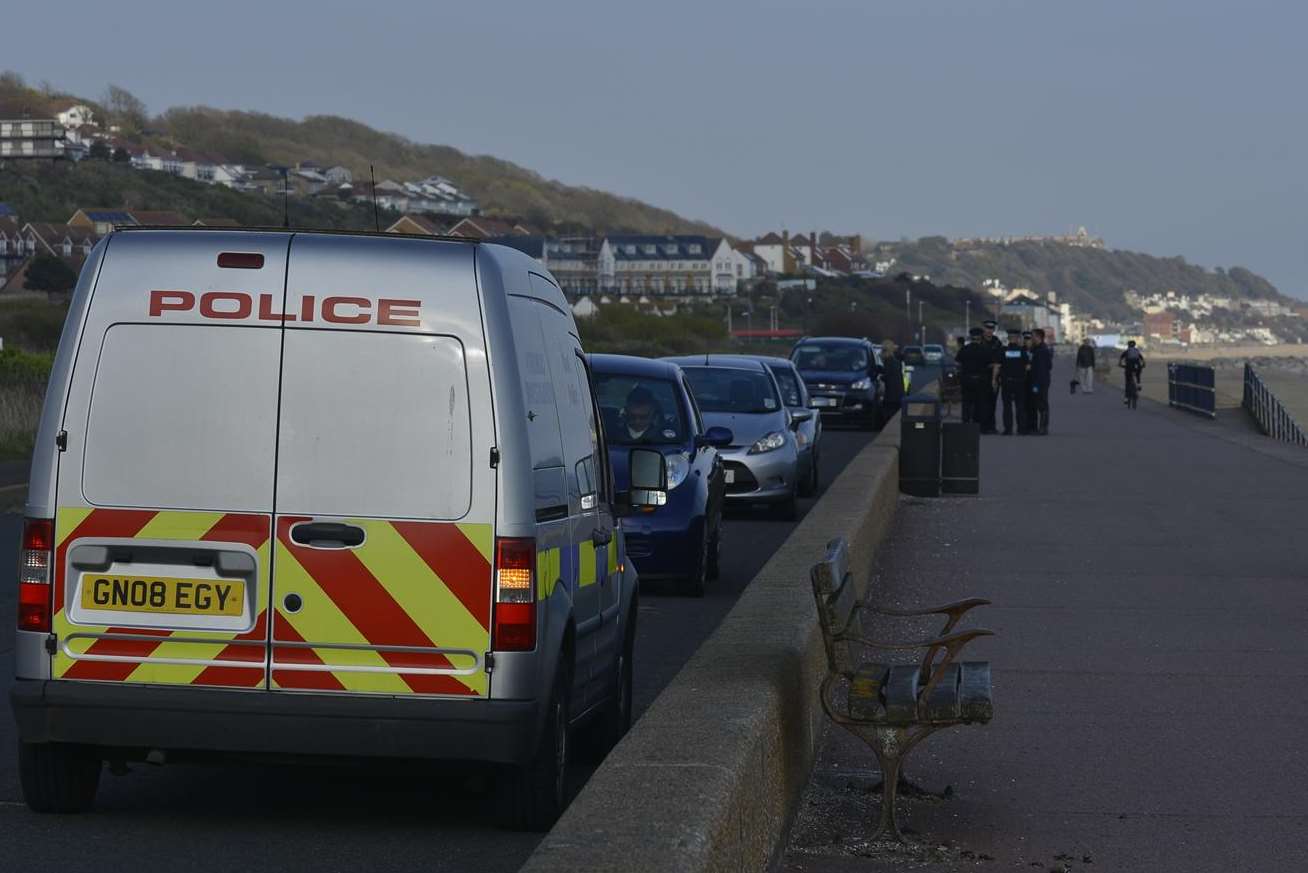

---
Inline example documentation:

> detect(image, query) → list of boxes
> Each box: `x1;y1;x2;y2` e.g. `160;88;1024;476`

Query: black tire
706;514;722;582
797;452;817;498
680;522;710;597
593;612;635;755
500;665;570;831
18;742;101;813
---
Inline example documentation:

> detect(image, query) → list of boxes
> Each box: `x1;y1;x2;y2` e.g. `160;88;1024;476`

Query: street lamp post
965;299;971;334
918;300;925;344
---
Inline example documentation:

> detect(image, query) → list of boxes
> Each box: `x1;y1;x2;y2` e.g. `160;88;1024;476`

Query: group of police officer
955;320;1053;436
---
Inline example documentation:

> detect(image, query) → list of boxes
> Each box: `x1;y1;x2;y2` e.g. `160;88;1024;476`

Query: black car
790;337;885;429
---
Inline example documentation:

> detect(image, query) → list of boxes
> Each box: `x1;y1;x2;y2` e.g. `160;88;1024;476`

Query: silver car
728;355;823;497
663;355;809;520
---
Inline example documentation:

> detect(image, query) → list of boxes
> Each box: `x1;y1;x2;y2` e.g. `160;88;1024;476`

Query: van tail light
18;517;54;632
492;537;536;652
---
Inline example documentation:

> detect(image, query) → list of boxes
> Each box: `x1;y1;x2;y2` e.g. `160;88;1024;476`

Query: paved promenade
785;374;1308;871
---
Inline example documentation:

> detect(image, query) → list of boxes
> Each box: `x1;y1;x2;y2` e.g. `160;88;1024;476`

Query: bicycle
1123;367;1141;409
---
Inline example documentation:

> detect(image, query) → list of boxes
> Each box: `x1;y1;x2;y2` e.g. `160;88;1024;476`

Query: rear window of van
274;330;472;520
84;324;280;511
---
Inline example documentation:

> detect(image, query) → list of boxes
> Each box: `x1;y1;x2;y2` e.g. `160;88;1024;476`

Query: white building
597;235;735;296
571;296;599;319
55;104;96;129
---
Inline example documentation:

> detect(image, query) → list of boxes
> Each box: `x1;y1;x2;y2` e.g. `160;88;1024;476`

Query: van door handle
591;527;612;547
290;522;366;549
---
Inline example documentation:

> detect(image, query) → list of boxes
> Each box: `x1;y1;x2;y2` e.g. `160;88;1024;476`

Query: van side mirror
695;426;733;449
617;448;667;517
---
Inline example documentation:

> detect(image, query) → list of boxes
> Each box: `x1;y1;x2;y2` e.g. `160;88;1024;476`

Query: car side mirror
618;448;667;516
789;408;814;425
695;425;733;449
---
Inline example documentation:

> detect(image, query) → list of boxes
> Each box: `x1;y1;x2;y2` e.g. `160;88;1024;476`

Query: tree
88;139;111;160
102;84;148;134
111;146;131;163
23;254;78;296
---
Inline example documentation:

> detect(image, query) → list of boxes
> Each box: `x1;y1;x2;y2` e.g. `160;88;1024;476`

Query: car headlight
666;452;691;489
748;431;787;454
850;377;872;391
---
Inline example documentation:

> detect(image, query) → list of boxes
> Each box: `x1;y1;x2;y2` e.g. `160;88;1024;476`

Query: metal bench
810;537;995;841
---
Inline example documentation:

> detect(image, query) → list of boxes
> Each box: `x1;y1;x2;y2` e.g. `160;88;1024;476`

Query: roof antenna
370;165;381;232
282;168;290;229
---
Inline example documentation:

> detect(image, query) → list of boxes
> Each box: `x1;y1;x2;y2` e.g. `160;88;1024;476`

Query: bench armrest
857;597;990;637
835;627;993;654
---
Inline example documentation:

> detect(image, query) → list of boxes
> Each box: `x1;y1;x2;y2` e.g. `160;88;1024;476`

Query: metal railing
1243;363;1308;446
1167;362;1217;419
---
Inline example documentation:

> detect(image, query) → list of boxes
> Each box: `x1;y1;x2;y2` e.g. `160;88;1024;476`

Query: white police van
10;228;667;829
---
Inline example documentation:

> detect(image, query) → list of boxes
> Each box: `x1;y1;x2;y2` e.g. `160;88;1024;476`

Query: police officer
998;328;1030;435
979;320;1003;434
1029;328;1053;434
955;327;993;424
1021;331;1036;432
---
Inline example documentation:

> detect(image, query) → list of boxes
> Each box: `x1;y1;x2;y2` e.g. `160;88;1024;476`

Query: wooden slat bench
810;537;995;841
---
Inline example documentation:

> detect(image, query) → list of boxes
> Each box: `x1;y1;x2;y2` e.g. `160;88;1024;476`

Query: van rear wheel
594;612;635;755
500;666;570;831
18;742;101;813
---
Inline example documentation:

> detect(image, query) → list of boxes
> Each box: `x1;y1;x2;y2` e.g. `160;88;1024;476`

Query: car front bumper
11;679;540;765
623;512;705;580
718;446;797;503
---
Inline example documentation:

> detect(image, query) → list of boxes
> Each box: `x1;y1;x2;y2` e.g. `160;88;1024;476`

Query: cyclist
1119;341;1145;408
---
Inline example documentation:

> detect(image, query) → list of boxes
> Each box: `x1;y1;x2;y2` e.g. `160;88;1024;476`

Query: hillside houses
0;205;245;296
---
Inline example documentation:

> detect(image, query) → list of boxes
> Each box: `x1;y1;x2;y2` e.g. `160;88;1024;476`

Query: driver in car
623;386;661;442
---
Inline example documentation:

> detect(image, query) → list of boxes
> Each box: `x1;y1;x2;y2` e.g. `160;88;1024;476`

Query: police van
10;228;668;829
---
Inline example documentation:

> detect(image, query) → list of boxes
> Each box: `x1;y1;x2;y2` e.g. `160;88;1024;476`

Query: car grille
723;461;758;494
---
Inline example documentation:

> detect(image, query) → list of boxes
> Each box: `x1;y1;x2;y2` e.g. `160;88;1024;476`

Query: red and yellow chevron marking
270;517;493;697
52;507;271;688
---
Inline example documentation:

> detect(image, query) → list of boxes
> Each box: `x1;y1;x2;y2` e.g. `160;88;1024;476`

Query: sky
7;0;1308;298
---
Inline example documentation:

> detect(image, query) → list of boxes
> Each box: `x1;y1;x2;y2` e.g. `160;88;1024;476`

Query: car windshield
767;364;804;407
594;374;688;446
792;343;868;372
682;367;780;415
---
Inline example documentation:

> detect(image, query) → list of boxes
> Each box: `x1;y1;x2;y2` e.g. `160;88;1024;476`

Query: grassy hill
0;160;394;231
881;236;1284;320
0;73;722;235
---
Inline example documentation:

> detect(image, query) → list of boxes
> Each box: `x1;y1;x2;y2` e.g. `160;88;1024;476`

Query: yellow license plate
80;575;245;617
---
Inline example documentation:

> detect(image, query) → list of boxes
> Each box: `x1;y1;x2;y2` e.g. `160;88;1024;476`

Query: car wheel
681;522;709;597
797;455;813;497
18;742;101;814
593;610;635;755
706;514;722;581
500;663;570;831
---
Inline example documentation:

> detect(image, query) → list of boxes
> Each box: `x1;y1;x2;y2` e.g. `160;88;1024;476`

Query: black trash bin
941;421;980;494
899;395;941;497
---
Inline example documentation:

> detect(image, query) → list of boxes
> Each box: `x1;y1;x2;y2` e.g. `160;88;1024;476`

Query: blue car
589;354;732;596
790;336;886;429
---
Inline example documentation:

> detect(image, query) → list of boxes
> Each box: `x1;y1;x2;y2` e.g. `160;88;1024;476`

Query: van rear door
268;235;494;696
52;231;288;688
